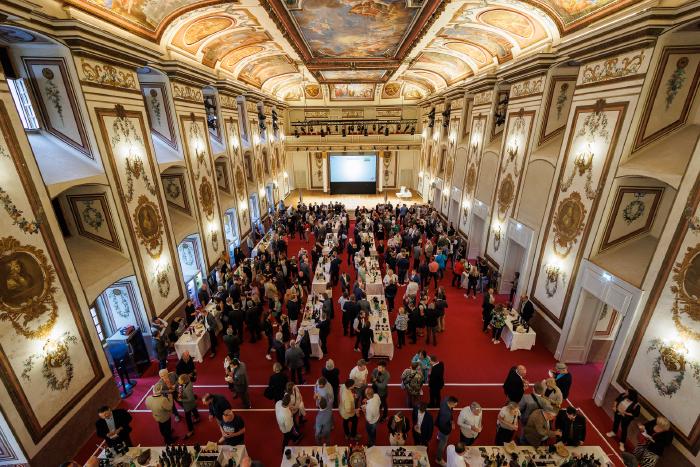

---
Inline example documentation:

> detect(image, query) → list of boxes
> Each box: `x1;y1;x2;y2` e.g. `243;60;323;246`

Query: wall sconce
544;263;563;297
684;205;700;232
239;201;248;212
573;144;594;176
283;171;289;178
208;222;219;250
493;223;502;251
506;139;519;162
153;256;172;297
43;337;70;368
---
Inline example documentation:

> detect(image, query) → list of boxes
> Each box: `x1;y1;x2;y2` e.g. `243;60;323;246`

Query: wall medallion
164;177;181;199
21;331;78;391
199;177;215;218
647;338;700;397
671;244;700;341
622;198;645;224
0;237;58;339
497;174;515;220
552;192;587;257
132;195;164;259
465;164;477;193
80;200;104;230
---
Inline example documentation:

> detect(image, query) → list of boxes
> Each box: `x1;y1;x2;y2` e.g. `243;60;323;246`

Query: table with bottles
296;292;326;359
364;256;384;296
96;443;247;466
367;295;394;360
280;445;429;467
461;445;612;467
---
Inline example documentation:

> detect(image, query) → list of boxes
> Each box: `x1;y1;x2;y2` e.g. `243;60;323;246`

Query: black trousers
208;329;218;354
460;433;477;445
342;314;352;336
290;367;303;384
361;342;370;361
467;281;478;296
158;420;174;444
184;407;199;432
343;415;358;438
493;326;503;340
396;329;406;348
612;414;632;443
379;394;388;420
495;426;514;445
429;385;442;408
282;429;301;450
451;273;461;287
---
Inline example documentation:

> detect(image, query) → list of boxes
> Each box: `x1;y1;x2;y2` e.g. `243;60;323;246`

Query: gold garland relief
552;192;587;258
132;195;164;259
671;244;700;340
80;60;137;90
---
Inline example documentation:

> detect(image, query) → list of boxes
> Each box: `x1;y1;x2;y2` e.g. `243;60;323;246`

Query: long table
312;257;331;294
296;293;325;359
364;256;384;296
461;445;612;466
367;295;394;360
281;445;428;467
96;444;247;466
173;324;211;362
501;318;536;351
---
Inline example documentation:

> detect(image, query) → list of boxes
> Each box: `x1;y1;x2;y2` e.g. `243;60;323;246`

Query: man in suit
428;355;445;408
556;407;586;446
197;283;211;306
520;295;535;324
201;306;218;358
523;409;561;447
503;364;528;403
412;403;434;446
95;406;132;448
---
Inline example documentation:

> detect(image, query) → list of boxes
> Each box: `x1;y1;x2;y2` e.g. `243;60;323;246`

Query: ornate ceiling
63;0;635;103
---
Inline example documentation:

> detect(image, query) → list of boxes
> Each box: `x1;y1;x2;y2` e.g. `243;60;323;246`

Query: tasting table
462;445;612;467
296;293;325;359
501;318;536;351
95;444;247;466
367;295;394;360
280;445;428;467
174;325;211;362
364;257;384;296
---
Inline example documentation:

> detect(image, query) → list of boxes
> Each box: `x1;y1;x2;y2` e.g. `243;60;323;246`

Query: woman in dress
606;388;641;451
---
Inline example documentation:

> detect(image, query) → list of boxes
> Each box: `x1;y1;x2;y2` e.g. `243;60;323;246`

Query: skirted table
174;325;211;362
281;445;428;467
501;319;536;351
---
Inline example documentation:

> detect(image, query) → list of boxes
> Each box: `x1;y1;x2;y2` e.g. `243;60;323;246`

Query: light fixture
573;144;594;175
545;263;562;297
659;340;689;372
506;139;519;161
493;223;502;251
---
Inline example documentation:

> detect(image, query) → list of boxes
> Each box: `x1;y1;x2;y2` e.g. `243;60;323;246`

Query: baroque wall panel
539;75;577;145
161;173;191;215
0;86;104;443
531;100;628;324
66;192;122;251
140;82;178;149
599;186;664;251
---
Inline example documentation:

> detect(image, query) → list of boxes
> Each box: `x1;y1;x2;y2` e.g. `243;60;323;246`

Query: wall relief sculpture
647;338;700;398
21;331;78;391
0;237;58;339
581;49;646;85
132;195;164;259
552;192;587;257
108;288;130;318
110;106;157;202
199;177;215;218
671;243;700;341
496;174;515;220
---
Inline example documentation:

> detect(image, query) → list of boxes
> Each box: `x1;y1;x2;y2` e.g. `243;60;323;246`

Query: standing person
412;403;434;446
285;340;305;384
154;331;169;370
371;361;390;422
394;307;408;349
176;351;197;382
503;365;528;403
606;389;641;452
358;322;374;361
362;387;381;447
446;442;468;467
429;355;445;408
457;402;482;446
340;379;359;440
154;369;181;421
424;303;439;346
145;387;175;445
315;397;333;445
218;409;246;446
230;358;251;409
322;359;340;408
520;295;535;324
176;374;199;439
314;376;334;407
286;381;307;426
544;377;563;411
490;305;507;344
349;359;369;395
203;393;232;423
401;362;424;409
452;259;465;288
436;396;460;466
552;362;573;400
523;409;560;447
95;406;133;448
555;406;586;446
495;401;520;445
481;288;495;333
388;412;410;446
275;394;302;451
519;381;553;431
632;417;673;467
202;306;218;358
466;264;479;299
385;279;398;312
264;362;288;402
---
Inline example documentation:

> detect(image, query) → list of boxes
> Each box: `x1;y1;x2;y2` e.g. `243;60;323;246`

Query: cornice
497;53;559;83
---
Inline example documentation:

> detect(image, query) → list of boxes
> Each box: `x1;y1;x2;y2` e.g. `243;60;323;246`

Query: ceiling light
384;127;389;137
363;128;368;136
342;127;346;137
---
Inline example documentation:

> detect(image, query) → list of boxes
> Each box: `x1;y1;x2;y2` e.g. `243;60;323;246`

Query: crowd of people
88;200;673;467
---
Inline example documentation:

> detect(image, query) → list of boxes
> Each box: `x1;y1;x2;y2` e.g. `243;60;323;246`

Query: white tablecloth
281;446;428;467
174;328;211;362
462;446;612;467
501;319;536;351
367;295;394;360
97;445;247;466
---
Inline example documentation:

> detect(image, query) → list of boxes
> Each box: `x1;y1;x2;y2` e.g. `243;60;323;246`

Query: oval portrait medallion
133;195;163;259
466;164;477;192
199;177;215;218
671;244;700;339
497;174;515;218
552;191;587;257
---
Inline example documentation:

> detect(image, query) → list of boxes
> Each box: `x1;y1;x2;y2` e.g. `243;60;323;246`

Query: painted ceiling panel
237;54;298;88
319;70;388;81
412;52;473;85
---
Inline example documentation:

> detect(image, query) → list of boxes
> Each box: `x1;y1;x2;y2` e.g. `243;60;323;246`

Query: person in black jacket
436;396;460;465
385;280;398;312
411;403;434;446
556;407;586;446
520;295;535;323
175;351;197;382
552;362;572;400
503;365;528;402
264;362;288;402
428;355;445;408
203;393;232;422
96;406;132;448
635;417;673;463
358;321;374;361
607;389;641;451
322;359;340;408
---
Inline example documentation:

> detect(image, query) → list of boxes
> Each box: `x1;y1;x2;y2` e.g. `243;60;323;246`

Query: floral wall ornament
581;50;646;85
556;83;569;119
164;177;181;200
21;332;78;391
665;57;689;109
622;194;646;224
111;105;157;202
493;225;502;251
0;187;42;234
544;264;564;297
647;338;700;397
80;60;137;90
108;288;130;318
670;244;700;341
132;195;164;259
42;68;64;124
199;177;215;219
560;143;598;200
465;164;477;193
153;263;171;298
187;119;213;181
179;244;195;267
235;165;246;198
0;236;58;339
149;89;162;125
80;199;104;230
552;192;587;257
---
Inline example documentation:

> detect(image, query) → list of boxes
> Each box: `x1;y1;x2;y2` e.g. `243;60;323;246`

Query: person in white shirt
457;402;482;445
349;359;368;394
362;387;381;447
275;394;301;450
383;270;397;287
446;442;468;467
404;279;419;299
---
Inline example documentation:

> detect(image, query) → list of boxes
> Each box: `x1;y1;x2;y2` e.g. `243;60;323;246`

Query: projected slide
329;153;377;194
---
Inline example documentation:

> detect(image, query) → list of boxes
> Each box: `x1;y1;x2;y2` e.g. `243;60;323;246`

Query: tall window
7;78;39;130
90;306;106;343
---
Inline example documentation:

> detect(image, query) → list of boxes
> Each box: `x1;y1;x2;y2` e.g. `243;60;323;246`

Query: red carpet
74;220;623;466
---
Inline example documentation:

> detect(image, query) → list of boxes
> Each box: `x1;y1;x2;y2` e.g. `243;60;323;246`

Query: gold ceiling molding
580;48;649;86
172;83;203;103
78;58;138;91
510;75;545;99
474;90;493;106
219;94;238;110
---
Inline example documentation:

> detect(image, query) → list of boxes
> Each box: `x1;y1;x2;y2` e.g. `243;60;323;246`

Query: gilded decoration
132;195;164;259
647;338;700;397
497;174;515;220
581;50;646;85
110;106;157;202
220;94;237;110
235;165;246;198
671;243;700;341
465;164;477;192
0;237;58;339
474;90;493;106
21;331;78;391
80;60;137;90
199;177;215;219
0;187;42;235
552;192;587;257
188;117;212;180
510;77;544;98
173;84;203;103
666;57;689;109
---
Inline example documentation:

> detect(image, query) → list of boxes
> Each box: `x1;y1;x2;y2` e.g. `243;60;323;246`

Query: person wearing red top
452;259;465;288
428;258;440;289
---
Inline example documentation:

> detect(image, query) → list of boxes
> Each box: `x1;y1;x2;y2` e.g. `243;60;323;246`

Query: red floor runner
75;221;623;466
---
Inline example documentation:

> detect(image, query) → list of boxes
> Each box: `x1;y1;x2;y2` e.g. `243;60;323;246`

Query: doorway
265;183;274;213
468;214;485;259
448;197;460;226
178;234;206;305
223;208;240;266
500;239;526;298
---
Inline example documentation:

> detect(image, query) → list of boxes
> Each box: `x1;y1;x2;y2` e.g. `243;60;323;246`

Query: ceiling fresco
62;0;635;101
